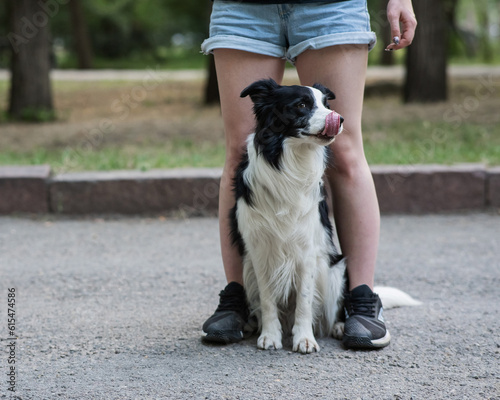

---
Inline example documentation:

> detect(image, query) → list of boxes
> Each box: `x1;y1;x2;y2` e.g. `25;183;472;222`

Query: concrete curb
0;164;498;215
372;164;489;213
0;165;51;213
49;168;221;215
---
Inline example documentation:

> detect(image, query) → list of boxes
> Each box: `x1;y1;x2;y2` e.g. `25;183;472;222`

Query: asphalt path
0;213;499;399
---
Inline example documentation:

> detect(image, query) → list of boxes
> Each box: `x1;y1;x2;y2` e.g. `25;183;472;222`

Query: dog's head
240;79;344;148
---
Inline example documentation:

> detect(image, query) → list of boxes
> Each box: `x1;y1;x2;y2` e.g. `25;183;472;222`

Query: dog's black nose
340;116;344;124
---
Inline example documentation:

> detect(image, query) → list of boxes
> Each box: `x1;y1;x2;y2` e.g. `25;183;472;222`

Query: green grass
1;78;499;172
0;139;226;173
363;120;500;165
2;119;498;173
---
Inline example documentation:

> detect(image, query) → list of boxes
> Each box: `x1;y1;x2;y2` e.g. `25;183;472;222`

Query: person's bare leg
295;45;379;290
214;49;286;285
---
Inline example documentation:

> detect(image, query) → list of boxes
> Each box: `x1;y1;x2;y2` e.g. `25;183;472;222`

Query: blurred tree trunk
379;0;394;66
203;2;219;105
7;0;54;119
69;0;93;69
404;0;448;103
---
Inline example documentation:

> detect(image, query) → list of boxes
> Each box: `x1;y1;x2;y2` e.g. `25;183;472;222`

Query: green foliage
2;0;498;69
57;48;205;70
447;0;500;63
48;0;209;62
367;0;500;66
9;108;56;123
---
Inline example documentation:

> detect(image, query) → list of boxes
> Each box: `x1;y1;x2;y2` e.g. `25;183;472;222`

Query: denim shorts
201;0;377;62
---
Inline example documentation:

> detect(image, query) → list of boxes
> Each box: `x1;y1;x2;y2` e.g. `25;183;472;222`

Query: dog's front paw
332;322;344;340
293;335;320;354
257;332;282;350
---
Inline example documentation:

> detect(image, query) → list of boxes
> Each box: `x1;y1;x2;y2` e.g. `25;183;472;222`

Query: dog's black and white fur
230;79;420;354
230;79;346;354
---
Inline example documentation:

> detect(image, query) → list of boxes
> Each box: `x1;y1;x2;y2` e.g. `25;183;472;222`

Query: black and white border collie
230;79;420;354
230;79;346;354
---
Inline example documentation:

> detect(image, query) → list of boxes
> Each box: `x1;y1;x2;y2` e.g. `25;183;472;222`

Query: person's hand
385;0;417;51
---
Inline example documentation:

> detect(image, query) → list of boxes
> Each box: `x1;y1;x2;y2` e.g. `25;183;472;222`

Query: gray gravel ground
0;213;499;400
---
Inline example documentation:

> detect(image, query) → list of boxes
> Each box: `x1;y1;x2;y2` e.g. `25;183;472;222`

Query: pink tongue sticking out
323;112;342;137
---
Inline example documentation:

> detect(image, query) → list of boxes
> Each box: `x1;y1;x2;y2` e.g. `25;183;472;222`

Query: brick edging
0;164;499;215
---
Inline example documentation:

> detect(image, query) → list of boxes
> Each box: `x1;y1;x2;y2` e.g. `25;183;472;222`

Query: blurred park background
0;0;499;173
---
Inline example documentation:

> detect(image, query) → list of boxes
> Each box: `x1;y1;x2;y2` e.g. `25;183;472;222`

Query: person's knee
329;142;369;182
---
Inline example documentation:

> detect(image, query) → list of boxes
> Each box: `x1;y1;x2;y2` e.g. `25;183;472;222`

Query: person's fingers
388;10;401;41
385;10;417;51
399;11;417;46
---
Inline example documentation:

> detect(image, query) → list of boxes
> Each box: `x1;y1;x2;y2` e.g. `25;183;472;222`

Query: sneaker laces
346;296;377;318
215;288;248;316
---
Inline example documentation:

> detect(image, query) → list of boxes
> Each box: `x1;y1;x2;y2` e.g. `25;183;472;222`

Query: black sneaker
342;284;391;349
202;282;248;344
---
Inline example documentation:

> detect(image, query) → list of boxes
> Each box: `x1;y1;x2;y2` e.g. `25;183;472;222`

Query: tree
404;0;448;103
68;0;93;69
379;0;394;66
203;2;219;105
7;0;54;120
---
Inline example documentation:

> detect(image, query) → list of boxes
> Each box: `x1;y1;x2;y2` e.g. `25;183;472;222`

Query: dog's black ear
240;79;280;101
313;83;336;100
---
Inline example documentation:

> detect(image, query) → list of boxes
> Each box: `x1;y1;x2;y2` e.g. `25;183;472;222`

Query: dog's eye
297;102;306;109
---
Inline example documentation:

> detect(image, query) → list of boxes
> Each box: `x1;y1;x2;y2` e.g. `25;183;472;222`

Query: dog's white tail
374;286;422;309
